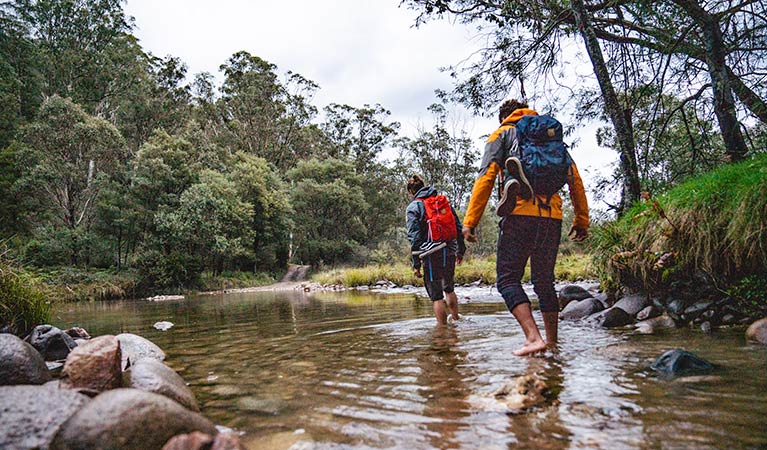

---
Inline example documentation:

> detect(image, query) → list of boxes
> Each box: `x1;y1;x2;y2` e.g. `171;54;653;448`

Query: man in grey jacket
405;175;466;326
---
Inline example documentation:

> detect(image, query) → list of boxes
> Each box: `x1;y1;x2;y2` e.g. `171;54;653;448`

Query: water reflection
52;290;767;449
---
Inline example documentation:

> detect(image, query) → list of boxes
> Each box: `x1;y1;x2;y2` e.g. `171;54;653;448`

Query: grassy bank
24;267;276;302
592;153;767;302
0;259;51;336
312;252;595;287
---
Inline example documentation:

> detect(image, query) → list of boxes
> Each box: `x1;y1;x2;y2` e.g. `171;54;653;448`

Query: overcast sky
123;0;616;210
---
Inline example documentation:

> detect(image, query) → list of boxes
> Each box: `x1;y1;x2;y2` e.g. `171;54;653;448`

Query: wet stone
237;396;289;415
651;349;716;376
558;284;593;310
560;298;604;321
60;335;122;392
117;333;165;369
0;333;51;386
24;325;78;361
588;307;633;328
613;294;649;317
746;317;767;345
127;358;200;412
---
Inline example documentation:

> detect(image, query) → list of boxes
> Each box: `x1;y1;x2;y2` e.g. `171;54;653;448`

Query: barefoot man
462;99;589;356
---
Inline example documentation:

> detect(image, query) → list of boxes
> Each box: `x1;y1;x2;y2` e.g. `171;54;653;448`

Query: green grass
591;153;767;293
0;260;51;336
312;252;595;287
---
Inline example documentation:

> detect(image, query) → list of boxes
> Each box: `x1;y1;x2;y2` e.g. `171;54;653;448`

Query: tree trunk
672;0;749;162
571;0;641;212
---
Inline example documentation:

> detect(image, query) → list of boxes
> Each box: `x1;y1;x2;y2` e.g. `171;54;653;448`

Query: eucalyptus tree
16;95;126;264
396;102;478;210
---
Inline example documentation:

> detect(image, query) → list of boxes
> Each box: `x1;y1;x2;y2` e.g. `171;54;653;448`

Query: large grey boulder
0;384;90;450
60;335;121;392
613;294;649;317
117;333;165;369
0;333;51;385
127;359;200;412
51;388;217;450
557;284;593;310
746;317;767;345
559;298;604;321
24;325;78;361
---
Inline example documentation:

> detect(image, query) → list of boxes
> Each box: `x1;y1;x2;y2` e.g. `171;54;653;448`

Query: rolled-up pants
496;215;562;313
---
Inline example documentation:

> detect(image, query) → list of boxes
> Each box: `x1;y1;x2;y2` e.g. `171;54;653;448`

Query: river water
53;287;767;449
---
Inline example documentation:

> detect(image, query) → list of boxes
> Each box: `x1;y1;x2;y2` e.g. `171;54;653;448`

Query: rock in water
471;374;549;414
60;335;122;392
116;333;165;369
127;359;200;412
746;317;767;345
24;325;78;361
154;321;174;331
650;349;716;376
557;284;593;310
0;334;51;385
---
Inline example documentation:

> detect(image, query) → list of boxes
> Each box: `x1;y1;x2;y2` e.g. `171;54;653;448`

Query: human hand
413;267;422;278
568;226;588;242
462;226;477;243
456;255;464;265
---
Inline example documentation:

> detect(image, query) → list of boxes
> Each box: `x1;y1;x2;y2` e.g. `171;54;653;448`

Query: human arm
452;205;466;264
405;201;425;269
567;164;590;241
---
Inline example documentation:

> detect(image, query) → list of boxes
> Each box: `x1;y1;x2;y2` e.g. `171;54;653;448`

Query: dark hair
407;174;425;195
499;99;529;123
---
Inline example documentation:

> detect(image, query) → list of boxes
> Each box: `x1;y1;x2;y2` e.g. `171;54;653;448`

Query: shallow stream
53;288;767;449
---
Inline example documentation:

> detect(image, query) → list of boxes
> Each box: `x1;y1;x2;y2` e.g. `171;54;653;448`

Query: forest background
1;0;765;298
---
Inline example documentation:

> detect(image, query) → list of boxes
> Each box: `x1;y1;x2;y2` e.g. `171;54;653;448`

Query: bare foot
513;339;547;356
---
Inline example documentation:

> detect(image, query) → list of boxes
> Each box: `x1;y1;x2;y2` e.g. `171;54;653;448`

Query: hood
501;108;538;126
414;186;437;200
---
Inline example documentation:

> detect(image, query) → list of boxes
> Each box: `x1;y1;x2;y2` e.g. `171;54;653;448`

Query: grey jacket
405;186;466;269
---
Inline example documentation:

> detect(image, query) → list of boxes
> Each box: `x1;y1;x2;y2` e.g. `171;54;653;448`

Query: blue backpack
514;114;573;200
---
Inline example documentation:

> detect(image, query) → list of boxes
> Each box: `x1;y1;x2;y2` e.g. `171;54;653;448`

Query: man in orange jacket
462;99;589;356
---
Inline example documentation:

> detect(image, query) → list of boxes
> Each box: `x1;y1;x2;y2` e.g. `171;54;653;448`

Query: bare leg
445;291;459;320
433;300;448;326
510;303;547;356
542;311;558;349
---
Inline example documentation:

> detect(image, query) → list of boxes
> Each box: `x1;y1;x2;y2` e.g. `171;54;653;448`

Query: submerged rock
650;349;716;376
0;334;51;386
635;314;676;334
746;317;767;345
613;294;649;317
471;374;549;414
154;321;174;331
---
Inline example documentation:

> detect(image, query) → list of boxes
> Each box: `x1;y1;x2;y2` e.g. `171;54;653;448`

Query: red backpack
418;195;458;241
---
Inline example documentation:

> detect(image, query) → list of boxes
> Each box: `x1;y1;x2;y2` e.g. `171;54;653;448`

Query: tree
286;158;368;265
229;152;292;272
396;102;479;210
320;103;400;173
16;95;125;264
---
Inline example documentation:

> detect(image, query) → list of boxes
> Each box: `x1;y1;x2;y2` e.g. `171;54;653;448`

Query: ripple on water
53;290;767;449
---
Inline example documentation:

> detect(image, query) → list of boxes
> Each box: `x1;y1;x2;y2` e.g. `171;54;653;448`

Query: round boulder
636;305;662;321
0;384;90;450
635;314;677;334
557;284;593;310
613;293;649;317
0;333;51;385
127;359;199;412
24;325;78;361
117;333;165;369
746;317;767;345
51;388;217;450
60;335;122;392
587;307;633;328
559;298;604;321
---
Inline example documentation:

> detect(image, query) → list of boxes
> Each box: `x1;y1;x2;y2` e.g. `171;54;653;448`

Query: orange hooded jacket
463;108;589;230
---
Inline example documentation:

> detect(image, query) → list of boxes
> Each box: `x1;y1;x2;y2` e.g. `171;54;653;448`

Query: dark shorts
422;250;456;302
496;215;562;313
